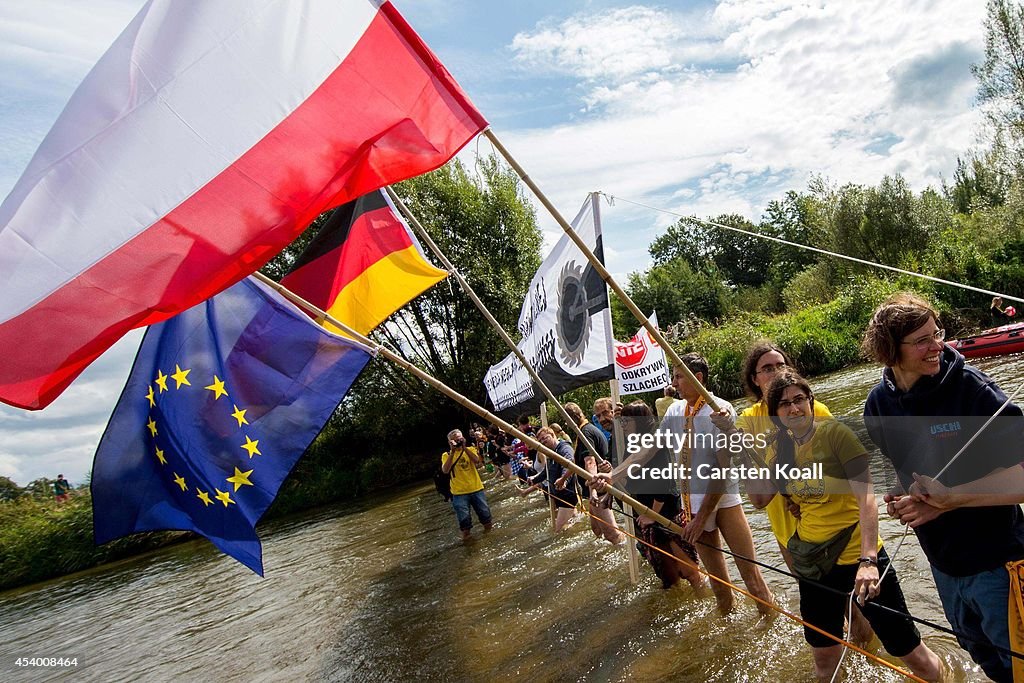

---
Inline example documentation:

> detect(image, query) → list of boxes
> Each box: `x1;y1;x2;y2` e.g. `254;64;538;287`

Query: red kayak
948;322;1024;358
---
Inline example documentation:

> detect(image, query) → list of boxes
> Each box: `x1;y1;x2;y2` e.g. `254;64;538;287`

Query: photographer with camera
442;428;493;541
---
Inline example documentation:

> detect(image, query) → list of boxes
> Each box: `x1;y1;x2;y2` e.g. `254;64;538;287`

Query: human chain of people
437;294;1024;683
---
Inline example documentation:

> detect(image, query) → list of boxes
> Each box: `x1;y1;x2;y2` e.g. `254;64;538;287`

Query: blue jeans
451;489;492;531
931;564;1013;682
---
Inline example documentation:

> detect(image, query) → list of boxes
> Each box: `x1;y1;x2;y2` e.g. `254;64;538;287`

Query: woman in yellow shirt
735;342;834;567
746;371;941;681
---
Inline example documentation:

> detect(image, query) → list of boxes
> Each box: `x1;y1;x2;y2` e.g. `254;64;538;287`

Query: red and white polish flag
0;0;486;410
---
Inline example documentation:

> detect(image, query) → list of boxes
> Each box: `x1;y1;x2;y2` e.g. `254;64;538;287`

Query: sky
0;0;988;485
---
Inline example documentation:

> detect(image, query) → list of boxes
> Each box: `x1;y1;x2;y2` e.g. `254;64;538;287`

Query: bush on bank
678;276;908;399
0;494;186;592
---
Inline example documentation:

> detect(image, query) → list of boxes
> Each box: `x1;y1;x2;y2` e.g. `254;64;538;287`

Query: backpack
433;449;466;501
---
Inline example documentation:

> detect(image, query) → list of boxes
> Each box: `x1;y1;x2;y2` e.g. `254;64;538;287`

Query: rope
600;192;1024;306
519;478;1024;660
520;482;927;682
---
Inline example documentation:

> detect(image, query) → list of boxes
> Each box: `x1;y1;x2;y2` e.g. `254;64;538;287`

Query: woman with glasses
862;292;1024;683
736;343;835;568
723;370;941;681
736;344;876;645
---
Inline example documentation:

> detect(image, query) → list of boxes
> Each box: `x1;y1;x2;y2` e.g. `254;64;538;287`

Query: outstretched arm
910;465;1024;509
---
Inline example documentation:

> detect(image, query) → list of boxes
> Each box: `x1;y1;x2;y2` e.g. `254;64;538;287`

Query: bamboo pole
384;186;608;468
610;379;640;584
539;403;556;530
252;271;686;535
482;129;721;412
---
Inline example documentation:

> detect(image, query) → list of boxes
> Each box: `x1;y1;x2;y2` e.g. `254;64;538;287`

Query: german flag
281;190;447;335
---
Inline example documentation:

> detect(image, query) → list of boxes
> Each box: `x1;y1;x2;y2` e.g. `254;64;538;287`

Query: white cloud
511;6;718;83
500;0;986;269
0;1;995;483
0;330;139;486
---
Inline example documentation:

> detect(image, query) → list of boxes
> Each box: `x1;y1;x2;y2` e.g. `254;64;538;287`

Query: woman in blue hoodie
862;292;1024;683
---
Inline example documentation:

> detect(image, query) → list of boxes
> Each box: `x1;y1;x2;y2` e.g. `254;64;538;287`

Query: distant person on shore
442;429;493;541
53;474;71;503
863;292;1024;682
991;296;1017;324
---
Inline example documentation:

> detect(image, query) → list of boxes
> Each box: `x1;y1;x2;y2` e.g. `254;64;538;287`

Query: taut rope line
520;482;927;682
601;192;1024;306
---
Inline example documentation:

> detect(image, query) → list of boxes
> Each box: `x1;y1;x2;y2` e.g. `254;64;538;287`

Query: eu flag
91;277;372;574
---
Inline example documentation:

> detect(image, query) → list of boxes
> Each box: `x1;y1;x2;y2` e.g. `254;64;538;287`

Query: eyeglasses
756;362;787;376
900;328;945;352
777;394;811;410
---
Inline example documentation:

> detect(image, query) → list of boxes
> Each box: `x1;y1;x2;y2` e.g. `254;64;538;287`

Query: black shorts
798;547;921;656
553;486;578;508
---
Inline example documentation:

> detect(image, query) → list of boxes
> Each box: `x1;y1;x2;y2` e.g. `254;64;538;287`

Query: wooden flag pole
482;129;721;412
385;186;607;467
252;271;686;535
609;379;640;584
539;403;556;530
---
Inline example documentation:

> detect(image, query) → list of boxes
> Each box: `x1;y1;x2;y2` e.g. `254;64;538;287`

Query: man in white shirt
663;353;773;615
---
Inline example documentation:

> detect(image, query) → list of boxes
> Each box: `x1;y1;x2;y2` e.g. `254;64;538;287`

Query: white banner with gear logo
483;194;614;414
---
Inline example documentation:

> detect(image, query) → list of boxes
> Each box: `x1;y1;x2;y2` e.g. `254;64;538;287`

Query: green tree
291;156;543;490
817;175;936;269
23;477;53;499
761;190;824;283
0;476;21;502
615;257;727;334
648;215;772;288
946;153;1010;213
973;0;1024;175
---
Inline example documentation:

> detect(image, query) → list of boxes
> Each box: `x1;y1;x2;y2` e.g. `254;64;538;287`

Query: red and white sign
614;312;669;395
616;334;649;369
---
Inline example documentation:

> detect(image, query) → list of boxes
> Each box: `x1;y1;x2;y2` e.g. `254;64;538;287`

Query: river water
2;355;1023;682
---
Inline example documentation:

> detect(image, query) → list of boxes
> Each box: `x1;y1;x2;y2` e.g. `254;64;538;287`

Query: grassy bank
676;277;920;399
0;494;187;591
1;440;437;592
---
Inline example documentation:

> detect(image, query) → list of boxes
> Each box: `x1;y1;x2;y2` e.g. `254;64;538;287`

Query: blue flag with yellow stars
91;276;373;575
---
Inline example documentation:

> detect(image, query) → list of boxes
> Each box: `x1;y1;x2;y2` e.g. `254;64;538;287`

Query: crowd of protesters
438;292;1024;682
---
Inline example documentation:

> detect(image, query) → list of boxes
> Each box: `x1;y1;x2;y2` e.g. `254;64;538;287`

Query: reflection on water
4;356;1022;682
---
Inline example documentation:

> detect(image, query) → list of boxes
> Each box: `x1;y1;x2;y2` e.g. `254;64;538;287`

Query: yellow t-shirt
655;396;678;418
769;419;882;565
737;399;833;547
442;446;484;495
